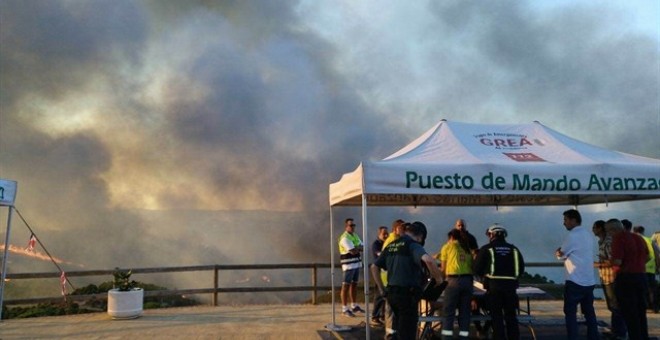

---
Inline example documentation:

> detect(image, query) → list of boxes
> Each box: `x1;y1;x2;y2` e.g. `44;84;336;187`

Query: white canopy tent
326;120;660;337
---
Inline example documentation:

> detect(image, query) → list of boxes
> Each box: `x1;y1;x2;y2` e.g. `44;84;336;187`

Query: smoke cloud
0;1;658;297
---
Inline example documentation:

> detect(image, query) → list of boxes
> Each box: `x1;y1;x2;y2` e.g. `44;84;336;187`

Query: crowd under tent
327;119;660;337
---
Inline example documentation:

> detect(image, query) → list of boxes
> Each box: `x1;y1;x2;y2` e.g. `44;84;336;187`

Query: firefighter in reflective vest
473;224;525;340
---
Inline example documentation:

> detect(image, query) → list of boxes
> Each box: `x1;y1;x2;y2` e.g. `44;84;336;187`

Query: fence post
213;265;219;306
312;264;318;305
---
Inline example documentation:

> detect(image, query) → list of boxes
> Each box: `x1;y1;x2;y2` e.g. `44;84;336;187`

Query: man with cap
371;221;442;340
380;219;407;336
474;224;525;340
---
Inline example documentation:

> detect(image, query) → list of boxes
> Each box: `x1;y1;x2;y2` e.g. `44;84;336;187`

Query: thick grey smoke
425;1;659;156
0;1;658;299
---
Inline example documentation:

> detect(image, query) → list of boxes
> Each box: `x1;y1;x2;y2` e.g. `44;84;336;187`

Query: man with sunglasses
338;218;365;317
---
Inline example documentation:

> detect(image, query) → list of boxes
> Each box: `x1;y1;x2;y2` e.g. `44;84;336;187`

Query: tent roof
329;120;660;207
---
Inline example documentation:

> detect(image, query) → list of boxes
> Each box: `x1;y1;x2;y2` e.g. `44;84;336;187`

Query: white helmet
486;223;508;238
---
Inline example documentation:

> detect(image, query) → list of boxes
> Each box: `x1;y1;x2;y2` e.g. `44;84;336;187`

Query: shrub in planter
107;268;143;319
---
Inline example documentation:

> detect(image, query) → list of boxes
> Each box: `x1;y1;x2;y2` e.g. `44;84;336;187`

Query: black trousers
615;273;649;340
486;288;520;340
646;273;658;312
387;286;421;340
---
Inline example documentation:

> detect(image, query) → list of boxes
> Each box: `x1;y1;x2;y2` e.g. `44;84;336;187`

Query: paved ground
0;300;658;339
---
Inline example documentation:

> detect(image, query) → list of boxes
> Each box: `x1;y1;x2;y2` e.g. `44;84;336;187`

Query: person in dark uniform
473;224;525;340
371;221;442;340
371;226;389;326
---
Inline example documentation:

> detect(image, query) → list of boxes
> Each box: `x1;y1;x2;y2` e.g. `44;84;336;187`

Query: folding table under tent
327;119;660;339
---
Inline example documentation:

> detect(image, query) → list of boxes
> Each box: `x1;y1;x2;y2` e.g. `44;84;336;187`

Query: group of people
433;219;525;340
337;211;659;340
338;218;437;338
562;210;659;340
338;217;525;340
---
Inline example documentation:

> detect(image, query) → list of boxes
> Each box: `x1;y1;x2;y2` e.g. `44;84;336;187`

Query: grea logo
474;132;546;150
480;137;532;148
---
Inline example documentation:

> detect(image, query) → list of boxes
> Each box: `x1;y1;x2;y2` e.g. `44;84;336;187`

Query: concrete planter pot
107;288;143;319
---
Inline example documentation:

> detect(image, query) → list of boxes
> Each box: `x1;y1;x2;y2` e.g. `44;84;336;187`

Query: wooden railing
3;263;333;306
2;262;564;306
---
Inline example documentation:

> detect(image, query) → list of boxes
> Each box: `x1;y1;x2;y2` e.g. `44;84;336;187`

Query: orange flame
0;244;85;267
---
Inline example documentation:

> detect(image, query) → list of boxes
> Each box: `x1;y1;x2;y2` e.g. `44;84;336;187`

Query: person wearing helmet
473;224;525;340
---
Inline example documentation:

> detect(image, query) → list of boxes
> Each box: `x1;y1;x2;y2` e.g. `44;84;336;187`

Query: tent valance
330;120;660;207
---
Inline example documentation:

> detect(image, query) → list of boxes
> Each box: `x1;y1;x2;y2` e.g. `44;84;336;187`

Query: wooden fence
2;262;563;306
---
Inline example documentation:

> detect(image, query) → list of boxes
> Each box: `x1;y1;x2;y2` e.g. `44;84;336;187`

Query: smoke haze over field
0;0;658;293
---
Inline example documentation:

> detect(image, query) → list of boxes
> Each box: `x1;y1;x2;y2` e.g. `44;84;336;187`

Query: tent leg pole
362;195;370;340
330;207;336;326
0;206;15;321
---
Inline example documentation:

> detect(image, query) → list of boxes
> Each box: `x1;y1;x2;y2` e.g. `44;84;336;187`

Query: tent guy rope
12;207;76;292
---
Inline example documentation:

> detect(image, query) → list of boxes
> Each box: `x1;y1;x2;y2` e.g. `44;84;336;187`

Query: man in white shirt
555;209;599;340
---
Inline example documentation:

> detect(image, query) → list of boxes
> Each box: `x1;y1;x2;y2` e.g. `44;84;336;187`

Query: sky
1;0;659;292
